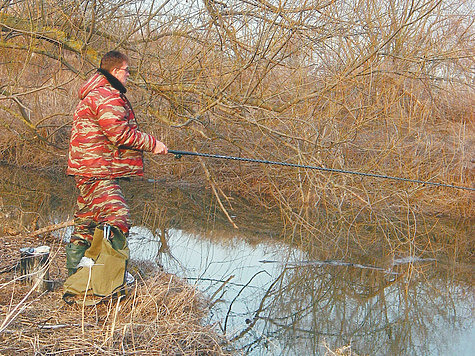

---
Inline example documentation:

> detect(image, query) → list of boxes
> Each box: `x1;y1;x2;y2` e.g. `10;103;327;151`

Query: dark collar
97;68;127;93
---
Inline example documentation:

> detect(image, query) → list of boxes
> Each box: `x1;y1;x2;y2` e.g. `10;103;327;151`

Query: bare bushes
199;0;475;219
0;0;473;218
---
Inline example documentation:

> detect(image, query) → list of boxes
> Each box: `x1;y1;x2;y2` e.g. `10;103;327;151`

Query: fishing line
168;150;474;192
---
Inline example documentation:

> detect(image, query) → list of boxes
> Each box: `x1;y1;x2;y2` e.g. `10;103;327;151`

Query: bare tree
0;0;473;219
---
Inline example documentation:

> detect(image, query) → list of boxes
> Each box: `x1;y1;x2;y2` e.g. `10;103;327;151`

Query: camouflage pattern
65;70;155;295
70;177;131;243
67;72;157;178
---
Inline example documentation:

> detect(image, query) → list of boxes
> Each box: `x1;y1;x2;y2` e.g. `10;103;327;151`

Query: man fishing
64;51;167;302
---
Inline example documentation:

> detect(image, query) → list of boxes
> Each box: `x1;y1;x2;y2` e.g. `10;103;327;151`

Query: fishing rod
168;149;474;192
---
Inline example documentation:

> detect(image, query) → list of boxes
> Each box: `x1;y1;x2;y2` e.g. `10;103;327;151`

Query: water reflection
256;262;473;355
0;165;473;355
125;225;473;356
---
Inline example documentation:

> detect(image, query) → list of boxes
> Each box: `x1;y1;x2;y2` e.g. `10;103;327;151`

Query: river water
0;165;473;355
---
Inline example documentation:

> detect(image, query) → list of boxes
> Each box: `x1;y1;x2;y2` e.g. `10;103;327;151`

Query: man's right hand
153;141;168;155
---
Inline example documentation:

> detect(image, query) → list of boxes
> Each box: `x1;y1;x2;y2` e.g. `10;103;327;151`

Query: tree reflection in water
232;260;473;355
127;224;473;356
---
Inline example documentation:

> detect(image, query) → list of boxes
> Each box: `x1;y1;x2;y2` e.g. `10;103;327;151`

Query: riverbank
1;179;473;354
1;163;474;355
0;229;230;355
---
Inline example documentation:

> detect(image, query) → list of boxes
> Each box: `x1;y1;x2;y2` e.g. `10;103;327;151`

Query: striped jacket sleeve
96;94;157;152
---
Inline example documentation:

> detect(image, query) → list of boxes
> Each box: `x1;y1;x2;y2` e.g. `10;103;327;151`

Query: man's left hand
153;141;168;155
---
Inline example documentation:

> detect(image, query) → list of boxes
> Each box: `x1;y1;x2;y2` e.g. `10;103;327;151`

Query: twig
208;275;234;309
38;323;82;330
223;270;268;334
197;155;238;229
24;220;74;239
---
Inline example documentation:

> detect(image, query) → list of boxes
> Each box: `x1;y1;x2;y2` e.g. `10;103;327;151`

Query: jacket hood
78;69;127;100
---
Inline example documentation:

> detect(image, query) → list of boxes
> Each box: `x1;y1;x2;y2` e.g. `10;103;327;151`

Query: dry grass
0;232;230;355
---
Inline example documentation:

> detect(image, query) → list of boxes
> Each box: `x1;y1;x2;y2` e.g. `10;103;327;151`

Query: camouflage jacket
67;70;157;178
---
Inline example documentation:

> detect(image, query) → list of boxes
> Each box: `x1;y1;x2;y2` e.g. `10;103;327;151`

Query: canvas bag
63;228;129;305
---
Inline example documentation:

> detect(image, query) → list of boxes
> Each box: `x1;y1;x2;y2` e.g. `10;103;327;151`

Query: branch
0;13;99;64
197;154;238;229
27;220;74;238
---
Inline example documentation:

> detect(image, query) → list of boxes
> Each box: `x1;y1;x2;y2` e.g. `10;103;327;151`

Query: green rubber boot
109;225;128;251
65;241;89;276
